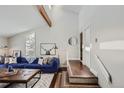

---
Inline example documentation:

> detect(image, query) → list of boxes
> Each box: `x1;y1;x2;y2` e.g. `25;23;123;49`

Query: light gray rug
0;73;54;88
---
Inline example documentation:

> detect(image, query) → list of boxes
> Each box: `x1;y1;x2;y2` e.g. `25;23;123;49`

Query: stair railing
96;55;112;83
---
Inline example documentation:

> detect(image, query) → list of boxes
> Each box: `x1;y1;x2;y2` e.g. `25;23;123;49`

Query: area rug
0;73;54;88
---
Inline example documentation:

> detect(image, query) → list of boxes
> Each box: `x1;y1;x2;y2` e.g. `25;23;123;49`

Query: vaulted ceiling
0;5;82;38
62;5;82;14
0;5;46;37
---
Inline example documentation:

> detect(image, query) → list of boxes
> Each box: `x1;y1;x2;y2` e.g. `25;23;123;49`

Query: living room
0;5;79;63
1;2;124;90
0;5;80;88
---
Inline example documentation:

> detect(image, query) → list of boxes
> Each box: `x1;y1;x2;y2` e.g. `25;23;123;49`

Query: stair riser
69;78;98;84
61;71;100;88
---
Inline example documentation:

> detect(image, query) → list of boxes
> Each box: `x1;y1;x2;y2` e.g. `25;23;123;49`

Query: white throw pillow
25;57;31;63
25;57;35;64
38;58;43;65
9;58;17;64
4;57;9;64
29;58;36;64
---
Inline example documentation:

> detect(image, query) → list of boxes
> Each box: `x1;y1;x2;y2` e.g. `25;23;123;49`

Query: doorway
83;26;91;68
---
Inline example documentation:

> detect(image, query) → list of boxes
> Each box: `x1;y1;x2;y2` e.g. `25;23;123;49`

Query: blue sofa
0;57;60;73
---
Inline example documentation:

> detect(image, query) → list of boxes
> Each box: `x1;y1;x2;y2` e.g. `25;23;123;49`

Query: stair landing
67;60;98;84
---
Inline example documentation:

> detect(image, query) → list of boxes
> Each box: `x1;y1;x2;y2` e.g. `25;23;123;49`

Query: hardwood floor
54;73;62;88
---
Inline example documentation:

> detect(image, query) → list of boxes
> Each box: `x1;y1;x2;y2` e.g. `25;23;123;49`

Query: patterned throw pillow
47;57;53;64
9;58;17;64
25;57;38;64
29;58;36;64
3;57;16;64
43;57;53;65
43;57;48;64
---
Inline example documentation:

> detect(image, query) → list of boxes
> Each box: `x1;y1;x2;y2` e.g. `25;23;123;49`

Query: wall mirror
68;36;78;46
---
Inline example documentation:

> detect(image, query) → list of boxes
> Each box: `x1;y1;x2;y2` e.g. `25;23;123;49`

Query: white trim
90;68;98;77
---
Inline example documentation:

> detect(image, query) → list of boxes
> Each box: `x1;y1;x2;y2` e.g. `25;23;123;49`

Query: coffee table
0;69;41;88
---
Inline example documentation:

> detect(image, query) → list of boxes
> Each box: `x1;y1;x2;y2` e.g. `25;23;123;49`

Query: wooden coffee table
0;69;41;88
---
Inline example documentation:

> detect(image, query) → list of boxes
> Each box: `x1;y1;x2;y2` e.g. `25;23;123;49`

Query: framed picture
40;43;56;55
13;50;21;57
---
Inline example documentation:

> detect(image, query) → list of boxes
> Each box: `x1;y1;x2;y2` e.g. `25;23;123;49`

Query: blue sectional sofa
0;57;60;73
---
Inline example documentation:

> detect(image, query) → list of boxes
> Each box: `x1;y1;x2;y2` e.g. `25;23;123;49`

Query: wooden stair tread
61;71;99;88
68;60;97;78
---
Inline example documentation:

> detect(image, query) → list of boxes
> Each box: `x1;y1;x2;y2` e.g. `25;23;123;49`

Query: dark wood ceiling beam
37;5;52;27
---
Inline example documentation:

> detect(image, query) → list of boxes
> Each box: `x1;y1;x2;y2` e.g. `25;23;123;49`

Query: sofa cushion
8;63;26;68
24;64;42;69
21;57;29;64
17;57;28;64
0;64;6;68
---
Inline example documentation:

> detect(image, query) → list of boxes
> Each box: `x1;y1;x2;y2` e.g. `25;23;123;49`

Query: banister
96;55;112;83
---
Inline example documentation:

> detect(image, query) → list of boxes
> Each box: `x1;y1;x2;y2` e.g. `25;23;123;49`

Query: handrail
96;55;112;83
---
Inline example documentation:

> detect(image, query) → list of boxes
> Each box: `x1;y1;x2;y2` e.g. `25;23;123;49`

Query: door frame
80;32;83;60
83;25;91;69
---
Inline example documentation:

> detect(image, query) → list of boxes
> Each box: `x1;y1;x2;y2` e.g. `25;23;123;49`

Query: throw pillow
4;57;9;64
21;57;29;64
25;57;38;64
9;58;17;64
43;57;48;64
31;58;38;64
47;57;53;64
28;58;36;64
42;57;53;64
38;58;43;65
25;57;31;63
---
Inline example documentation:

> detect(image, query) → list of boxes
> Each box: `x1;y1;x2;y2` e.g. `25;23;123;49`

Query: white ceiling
0;6;46;37
62;5;82;14
0;5;82;38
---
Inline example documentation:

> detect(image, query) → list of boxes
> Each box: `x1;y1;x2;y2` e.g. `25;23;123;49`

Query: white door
83;26;91;68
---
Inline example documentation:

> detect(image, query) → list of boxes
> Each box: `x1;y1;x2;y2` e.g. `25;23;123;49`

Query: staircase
60;60;99;88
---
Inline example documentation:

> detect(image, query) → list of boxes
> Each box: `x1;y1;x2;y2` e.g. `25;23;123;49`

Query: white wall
8;6;79;66
79;6;124;87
